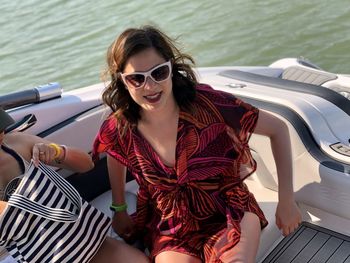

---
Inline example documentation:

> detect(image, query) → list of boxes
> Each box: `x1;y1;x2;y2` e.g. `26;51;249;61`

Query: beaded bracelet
109;203;127;212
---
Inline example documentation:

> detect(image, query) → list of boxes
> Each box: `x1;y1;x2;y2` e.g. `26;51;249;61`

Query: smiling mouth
144;92;162;103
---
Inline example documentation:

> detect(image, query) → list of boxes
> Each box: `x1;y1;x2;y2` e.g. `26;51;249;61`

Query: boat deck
262;222;350;263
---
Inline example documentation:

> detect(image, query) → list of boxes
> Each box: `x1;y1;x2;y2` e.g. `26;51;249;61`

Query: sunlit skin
122;48;179;168
122;48;177;121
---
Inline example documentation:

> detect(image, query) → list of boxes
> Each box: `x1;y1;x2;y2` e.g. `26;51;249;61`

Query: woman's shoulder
195;83;240;107
99;114;118;131
98;114;130;138
94;114;132;149
5;132;29;145
3;132;32;159
5;132;42;146
93;114;132;163
184;84;238;125
194;83;258;129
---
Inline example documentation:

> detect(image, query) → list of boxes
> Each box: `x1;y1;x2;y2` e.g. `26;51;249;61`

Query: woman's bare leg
90;237;150;263
155;251;202;263
220;212;261;263
0;201;7;215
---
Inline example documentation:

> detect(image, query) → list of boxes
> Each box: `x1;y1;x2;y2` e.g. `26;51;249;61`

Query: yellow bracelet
54;145;67;164
49;143;62;159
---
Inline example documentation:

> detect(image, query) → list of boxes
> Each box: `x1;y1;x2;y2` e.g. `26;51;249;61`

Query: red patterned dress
93;84;268;262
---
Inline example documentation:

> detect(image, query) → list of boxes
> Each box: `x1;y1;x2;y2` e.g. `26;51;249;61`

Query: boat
2;57;350;262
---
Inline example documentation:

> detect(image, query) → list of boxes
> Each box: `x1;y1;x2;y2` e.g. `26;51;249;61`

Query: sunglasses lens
124;74;145;88
122;62;171;88
151;65;170;82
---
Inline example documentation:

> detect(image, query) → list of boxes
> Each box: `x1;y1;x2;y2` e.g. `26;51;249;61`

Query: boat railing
0;82;62;110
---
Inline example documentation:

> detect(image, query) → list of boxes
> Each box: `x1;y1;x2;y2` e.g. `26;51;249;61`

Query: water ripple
1;0;349;93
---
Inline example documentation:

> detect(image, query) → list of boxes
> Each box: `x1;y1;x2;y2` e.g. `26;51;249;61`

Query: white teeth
145;93;160;99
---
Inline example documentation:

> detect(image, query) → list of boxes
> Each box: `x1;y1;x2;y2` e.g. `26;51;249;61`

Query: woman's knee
91;237;149;263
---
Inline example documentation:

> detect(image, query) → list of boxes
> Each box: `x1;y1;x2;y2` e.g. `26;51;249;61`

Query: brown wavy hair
102;25;198;125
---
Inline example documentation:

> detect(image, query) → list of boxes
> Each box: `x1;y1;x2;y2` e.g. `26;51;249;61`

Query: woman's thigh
90;237;150;263
155;251;202;263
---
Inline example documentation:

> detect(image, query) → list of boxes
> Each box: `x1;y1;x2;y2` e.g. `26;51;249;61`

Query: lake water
1;0;350;94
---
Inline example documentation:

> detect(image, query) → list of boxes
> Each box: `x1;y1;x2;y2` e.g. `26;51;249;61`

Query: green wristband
110;203;127;212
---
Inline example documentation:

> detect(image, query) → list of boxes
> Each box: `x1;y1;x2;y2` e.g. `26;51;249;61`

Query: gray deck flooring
262;222;350;263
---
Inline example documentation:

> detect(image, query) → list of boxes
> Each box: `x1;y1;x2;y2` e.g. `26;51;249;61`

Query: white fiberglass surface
199;72;350;164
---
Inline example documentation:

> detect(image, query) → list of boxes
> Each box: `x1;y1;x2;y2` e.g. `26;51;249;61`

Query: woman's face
122;48;174;114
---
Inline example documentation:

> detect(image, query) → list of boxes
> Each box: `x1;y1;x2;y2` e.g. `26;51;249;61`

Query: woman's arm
254;110;302;235
107;155;136;243
107;155;127;206
10;132;94;173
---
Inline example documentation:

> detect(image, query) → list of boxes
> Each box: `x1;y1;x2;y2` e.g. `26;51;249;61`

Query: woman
93;25;302;263
0;108;149;263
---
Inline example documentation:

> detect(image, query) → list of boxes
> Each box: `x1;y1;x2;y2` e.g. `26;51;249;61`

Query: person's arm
254;110;302;236
107;155;136;243
13;132;94;173
107;155;127;206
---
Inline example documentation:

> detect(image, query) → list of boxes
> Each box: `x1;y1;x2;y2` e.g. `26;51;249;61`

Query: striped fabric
0;161;111;263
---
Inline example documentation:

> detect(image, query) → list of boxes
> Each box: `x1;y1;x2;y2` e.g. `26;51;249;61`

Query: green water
1;0;350;94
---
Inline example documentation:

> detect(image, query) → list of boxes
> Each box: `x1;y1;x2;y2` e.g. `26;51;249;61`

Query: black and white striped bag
0;161;111;263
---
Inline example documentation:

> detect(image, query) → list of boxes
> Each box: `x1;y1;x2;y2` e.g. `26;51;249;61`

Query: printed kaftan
93;84;268;262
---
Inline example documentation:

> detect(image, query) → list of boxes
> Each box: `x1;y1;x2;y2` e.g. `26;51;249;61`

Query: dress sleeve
92;115;130;167
222;96;259;145
206;86;259;180
199;84;259;145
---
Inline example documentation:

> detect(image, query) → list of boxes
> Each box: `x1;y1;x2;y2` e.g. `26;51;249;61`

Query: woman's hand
32;142;61;166
112;211;137;244
275;199;302;236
